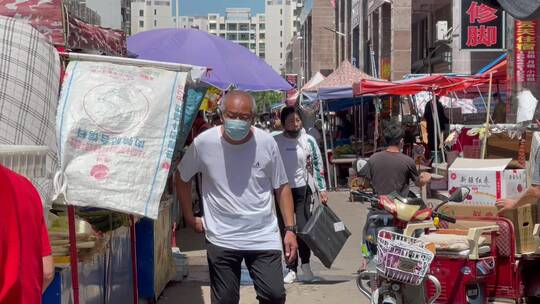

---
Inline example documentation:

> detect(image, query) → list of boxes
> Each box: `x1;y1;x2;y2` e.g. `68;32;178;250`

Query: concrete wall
390;0;412;80
310;0;336;77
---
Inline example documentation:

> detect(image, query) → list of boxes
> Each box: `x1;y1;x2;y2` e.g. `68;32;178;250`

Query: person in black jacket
423;98;449;153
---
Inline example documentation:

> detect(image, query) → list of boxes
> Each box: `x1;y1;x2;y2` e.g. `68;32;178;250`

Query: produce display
333;144;356;157
48;215;97;259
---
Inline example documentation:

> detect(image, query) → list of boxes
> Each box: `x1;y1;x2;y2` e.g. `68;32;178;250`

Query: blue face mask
224;119;251;141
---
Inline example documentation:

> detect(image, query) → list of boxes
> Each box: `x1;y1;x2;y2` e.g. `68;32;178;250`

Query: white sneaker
283;270;297;284
301;264;314;282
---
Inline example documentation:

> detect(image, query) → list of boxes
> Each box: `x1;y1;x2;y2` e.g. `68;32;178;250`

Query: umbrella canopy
128;29;292;92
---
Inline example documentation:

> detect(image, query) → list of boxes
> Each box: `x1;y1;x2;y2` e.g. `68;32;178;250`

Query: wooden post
481;73;494;159
518;132;527;167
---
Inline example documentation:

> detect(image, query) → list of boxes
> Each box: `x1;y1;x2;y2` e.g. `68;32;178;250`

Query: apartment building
131;0;174;35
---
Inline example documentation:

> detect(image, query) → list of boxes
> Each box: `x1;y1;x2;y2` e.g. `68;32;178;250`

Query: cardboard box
438;203;537;254
448;158;527;205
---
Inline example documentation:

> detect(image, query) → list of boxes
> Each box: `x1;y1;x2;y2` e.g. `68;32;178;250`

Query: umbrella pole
481;73;494;159
329;104;337;189
361;96;364;158
319;99;332;189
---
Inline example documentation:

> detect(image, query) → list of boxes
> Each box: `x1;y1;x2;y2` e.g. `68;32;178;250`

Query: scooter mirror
448;187;470;202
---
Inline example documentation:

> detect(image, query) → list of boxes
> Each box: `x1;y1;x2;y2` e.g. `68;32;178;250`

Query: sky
174;0;265;16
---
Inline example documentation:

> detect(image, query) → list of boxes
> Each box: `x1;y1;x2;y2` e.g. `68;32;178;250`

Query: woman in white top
274;107;328;283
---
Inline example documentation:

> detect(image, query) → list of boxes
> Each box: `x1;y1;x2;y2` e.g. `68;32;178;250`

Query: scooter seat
436;245;491;257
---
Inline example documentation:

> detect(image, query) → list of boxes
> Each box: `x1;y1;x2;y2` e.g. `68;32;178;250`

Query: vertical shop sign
515;20;538;84
461;0;505;50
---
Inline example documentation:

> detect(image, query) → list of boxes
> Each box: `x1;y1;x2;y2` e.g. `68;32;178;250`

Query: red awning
353;57;508;97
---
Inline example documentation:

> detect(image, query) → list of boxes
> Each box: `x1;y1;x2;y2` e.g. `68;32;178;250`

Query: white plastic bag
517;89;538;123
56;61;189;219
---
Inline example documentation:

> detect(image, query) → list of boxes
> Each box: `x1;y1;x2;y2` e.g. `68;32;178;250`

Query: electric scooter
354;188;470;304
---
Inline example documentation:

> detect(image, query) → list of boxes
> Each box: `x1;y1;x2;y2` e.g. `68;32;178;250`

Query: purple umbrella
128;28;292;92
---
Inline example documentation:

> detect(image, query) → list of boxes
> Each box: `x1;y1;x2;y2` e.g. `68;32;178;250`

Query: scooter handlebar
433;212;456;224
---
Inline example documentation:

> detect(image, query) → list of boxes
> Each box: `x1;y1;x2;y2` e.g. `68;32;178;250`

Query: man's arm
497;185;540;213
175;171;204;233
276;183;295;226
414;172;432;187
275;183;298;263
42;255;54;292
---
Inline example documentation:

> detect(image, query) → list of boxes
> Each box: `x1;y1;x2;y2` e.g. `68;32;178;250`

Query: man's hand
420;172;432;182
415;172;432;187
496;199;517;214
187;216;204;233
320;191;329;205
283;231;298;264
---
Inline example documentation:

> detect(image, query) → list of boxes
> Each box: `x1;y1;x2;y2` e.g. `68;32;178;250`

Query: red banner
515;20;538;84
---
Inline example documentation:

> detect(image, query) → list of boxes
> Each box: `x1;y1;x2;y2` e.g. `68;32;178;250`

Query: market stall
301;61;378;189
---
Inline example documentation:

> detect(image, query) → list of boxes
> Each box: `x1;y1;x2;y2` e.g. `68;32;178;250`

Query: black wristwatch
285;226;297;233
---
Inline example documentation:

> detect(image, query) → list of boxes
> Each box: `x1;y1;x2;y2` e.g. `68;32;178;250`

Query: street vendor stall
301;61;378;189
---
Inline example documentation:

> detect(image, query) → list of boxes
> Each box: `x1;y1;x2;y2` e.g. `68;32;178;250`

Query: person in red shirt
0;165;53;303
0;165;22;303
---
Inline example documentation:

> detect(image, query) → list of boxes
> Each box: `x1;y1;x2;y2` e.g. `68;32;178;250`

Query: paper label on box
334;222;345;232
448;170;498;205
503;169;527;200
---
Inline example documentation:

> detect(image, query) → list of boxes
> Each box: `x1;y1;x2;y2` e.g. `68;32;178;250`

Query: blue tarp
324;96;374;112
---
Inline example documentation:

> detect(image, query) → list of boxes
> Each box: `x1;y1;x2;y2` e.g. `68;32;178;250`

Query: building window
280;9;282;15
260;53;265;59
220;24;225;30
250;33;256;40
280;53;283;59
259;33;265;39
280;42;283;47
239;23;249;31
251;24;256;30
250;43;256;49
139;9;144;17
239;33;249;40
154;9;157;15
139;20;144;27
154;1;169;5
259;24;265;30
227;33;238;40
154;20;157;26
227;23;237;31
220;33;226;38
259;43;265;51
209;23;217;29
280;20;282;26
280;31;282;37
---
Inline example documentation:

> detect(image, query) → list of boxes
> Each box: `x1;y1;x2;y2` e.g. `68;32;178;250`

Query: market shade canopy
285;72;326;105
308;61;376;101
496;0;540;19
128;29;292;92
352;72;498;97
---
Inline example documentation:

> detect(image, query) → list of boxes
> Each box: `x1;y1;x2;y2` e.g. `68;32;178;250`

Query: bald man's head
219;91;257;121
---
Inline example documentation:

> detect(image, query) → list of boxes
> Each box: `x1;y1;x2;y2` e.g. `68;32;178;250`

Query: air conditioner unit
436;21;448;41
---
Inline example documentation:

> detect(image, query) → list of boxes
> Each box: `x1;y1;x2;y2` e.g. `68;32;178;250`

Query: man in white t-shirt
177;91;298;304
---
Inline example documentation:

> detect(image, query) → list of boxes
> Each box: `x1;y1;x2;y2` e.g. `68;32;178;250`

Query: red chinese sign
515;20;538;83
461;0;505;50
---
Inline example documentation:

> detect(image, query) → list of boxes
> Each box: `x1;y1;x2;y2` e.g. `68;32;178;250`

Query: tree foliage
252;91;283;113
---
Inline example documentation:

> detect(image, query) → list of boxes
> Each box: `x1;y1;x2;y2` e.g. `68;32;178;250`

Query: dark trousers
206;242;286;304
276;186;312;272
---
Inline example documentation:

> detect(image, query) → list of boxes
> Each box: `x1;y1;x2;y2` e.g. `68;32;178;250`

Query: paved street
157;191;370;304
